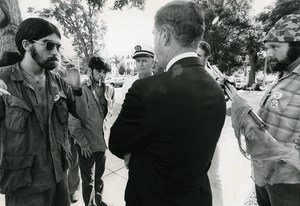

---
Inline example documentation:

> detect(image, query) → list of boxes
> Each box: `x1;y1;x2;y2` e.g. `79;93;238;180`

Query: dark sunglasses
33;40;62;52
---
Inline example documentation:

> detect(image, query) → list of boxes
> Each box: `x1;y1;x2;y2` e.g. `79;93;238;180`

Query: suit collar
168;56;202;71
166;57;203;78
166;52;198;71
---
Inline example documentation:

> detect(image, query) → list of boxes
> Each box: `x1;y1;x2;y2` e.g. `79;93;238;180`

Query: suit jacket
109;57;226;206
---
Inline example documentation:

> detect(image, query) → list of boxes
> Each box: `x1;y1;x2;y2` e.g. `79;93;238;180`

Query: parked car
105;76;127;87
234;77;247;89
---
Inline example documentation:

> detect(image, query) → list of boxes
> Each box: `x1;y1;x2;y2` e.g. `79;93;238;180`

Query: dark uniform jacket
109;57;226;206
0;63;84;195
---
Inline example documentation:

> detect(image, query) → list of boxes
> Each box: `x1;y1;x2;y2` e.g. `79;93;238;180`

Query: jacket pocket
283;93;300;119
60;145;71;172
55;94;68;124
5;96;32;133
0;155;34;194
87;98;98;120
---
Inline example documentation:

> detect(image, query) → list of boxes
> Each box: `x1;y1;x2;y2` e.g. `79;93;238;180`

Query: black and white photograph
0;0;299;205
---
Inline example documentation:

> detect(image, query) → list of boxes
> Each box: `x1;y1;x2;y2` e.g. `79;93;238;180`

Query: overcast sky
19;0;276;58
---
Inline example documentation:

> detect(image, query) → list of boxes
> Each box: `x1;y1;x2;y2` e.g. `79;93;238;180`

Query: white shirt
119;75;139;104
166;52;198;71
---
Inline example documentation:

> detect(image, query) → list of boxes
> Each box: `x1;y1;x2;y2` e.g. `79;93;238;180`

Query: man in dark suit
109;1;226;206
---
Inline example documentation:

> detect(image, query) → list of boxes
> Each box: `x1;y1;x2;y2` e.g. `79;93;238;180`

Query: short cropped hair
15;18;61;56
154;1;205;48
88;56;111;73
198;41;211;57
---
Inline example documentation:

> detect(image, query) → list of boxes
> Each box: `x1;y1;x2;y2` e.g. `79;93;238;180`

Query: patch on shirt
269;89;292;113
54;94;60;102
54;91;67;102
273;91;282;99
270;99;279;108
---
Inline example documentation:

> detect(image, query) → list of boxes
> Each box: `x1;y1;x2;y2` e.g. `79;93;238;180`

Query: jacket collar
11;63;54;83
288;56;300;75
11;63;25;81
85;76;93;87
166;52;198;71
167;56;202;72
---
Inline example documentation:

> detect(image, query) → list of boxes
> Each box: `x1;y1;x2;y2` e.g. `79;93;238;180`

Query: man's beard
30;47;58;70
92;75;105;86
269;59;291;72
91;72;105;85
269;46;300;72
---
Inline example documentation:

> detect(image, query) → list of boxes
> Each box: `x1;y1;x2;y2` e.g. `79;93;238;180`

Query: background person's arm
68;113;93;158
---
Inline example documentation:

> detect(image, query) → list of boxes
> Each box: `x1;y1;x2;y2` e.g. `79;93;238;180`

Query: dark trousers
77;146;106;206
255;183;300;206
67;137;80;195
5;177;70;206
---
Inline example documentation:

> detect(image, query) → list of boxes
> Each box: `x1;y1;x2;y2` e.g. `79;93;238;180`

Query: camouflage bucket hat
263;14;300;42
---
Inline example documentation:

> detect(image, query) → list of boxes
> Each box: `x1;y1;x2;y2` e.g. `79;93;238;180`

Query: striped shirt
257;59;300;184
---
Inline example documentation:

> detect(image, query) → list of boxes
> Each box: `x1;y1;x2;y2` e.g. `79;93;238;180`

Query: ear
149;59;155;67
87;68;92;76
161;26;171;46
22;39;32;52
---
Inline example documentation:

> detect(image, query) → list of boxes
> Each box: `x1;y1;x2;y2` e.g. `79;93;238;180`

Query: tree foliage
28;0;107;65
255;0;300;75
112;0;145;10
86;0;107;10
0;0;11;28
110;54;123;68
27;0;145;66
85;0;145;10
118;63;125;75
195;0;259;76
257;0;300;32
0;0;22;57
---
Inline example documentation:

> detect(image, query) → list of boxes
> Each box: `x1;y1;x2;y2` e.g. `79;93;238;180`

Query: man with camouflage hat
229;14;300;206
255;14;300;206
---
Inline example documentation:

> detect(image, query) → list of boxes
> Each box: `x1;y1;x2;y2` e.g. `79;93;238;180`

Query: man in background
197;41;224;206
120;44;154;167
109;1;226;205
68;125;80;204
57;55;81;204
69;56;114;206
121;44;154;104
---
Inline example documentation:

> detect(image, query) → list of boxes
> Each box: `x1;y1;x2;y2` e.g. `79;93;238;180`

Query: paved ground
0;89;264;206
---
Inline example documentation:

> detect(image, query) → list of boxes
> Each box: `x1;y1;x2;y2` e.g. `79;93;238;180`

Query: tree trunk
0;0;10;28
248;49;257;87
0;0;22;57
